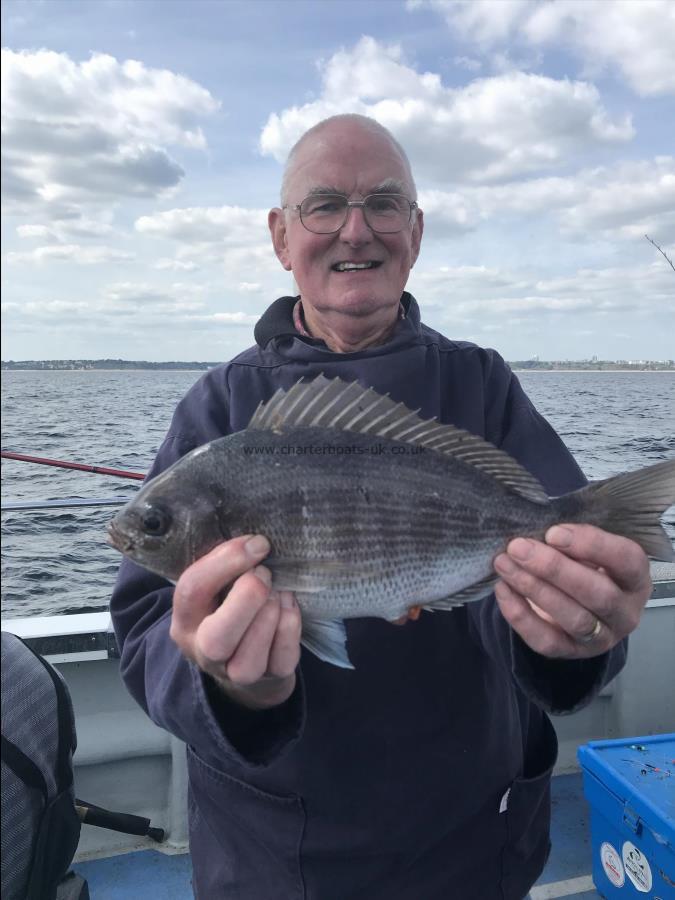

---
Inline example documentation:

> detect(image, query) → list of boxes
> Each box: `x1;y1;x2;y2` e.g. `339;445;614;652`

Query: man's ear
410;208;424;268
268;208;292;271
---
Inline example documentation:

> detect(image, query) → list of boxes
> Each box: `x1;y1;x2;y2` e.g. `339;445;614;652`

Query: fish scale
108;375;675;669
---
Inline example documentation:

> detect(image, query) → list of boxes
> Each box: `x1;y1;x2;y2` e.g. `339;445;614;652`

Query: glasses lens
299;195;348;233
298;194;412;234
364;195;410;232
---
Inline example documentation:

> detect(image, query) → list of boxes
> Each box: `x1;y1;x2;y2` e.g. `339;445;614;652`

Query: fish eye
141;506;171;537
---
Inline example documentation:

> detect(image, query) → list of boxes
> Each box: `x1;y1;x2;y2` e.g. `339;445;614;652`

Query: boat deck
74;772;602;900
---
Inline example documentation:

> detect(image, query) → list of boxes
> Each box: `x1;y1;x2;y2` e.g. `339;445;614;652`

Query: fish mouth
331;260;383;273
107;520;135;554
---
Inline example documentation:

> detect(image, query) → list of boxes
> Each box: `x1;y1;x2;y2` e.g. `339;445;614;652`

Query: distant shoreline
512;368;675;374
2;361;674;373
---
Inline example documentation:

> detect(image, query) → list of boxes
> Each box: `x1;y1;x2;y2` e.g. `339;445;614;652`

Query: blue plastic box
578;734;675;898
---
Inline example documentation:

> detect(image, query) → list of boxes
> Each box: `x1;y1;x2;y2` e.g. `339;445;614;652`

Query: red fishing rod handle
1;451;145;480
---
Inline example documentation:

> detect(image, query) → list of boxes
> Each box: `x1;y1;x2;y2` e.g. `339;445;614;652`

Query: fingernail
546;526;572;548
245;535;270;556
494;554;516;575
254;565;271;587
509;538;534;561
280;591;295;609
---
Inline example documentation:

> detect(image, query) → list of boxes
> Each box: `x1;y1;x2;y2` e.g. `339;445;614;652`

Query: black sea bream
108;376;675;668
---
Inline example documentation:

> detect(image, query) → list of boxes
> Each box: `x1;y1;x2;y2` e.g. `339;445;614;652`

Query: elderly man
111;115;652;899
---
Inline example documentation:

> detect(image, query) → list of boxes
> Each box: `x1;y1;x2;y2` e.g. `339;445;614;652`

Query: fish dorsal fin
248;375;549;503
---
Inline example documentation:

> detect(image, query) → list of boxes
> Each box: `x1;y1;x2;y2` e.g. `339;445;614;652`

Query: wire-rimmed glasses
284;193;418;234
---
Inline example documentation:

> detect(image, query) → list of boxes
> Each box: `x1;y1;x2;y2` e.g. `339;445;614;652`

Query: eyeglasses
284;193;418;234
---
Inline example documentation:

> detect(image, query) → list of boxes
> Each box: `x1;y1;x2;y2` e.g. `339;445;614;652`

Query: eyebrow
370;179;408;195
305;179;409;197
306;185;347;197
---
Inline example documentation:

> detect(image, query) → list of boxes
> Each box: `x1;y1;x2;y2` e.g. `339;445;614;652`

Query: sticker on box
600;841;625;887
622;841;652;892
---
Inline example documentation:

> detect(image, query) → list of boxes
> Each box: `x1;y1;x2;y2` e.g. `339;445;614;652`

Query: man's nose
339;204;373;243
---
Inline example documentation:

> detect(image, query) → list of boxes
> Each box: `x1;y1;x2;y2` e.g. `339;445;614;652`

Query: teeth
335;262;375;271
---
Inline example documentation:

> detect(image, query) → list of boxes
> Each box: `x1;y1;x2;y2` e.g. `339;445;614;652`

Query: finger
497;530;649;634
267;592;302;677
494;580;606;659
225;592;282;685
172;535;270;635
195;566;272;664
545;524;651;594
494;546;612;640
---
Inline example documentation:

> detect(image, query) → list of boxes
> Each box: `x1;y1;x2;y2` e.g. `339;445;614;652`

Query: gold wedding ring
577;617;602;644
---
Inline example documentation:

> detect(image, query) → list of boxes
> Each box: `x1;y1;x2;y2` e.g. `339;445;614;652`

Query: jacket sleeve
477;351;628;714
110;371;305;768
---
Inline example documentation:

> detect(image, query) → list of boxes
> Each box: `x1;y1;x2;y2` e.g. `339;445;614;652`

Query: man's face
269;123;424;321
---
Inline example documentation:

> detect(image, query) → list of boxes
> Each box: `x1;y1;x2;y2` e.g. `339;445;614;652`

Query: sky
2;0;674;363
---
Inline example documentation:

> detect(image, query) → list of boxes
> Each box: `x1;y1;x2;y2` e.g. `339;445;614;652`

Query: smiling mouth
331;261;382;272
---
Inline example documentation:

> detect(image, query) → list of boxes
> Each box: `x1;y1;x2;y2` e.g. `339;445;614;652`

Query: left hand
493;524;652;659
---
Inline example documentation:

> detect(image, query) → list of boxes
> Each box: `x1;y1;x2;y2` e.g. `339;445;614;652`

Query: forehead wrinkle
304;178;410;199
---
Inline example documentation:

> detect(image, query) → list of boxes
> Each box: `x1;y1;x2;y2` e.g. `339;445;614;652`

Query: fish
108;374;675;669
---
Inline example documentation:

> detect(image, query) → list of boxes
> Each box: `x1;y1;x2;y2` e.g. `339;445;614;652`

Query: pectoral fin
267;557;358;592
301;616;353;669
423;575;498;611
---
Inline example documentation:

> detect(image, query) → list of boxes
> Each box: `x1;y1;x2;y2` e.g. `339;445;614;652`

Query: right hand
169;535;302;709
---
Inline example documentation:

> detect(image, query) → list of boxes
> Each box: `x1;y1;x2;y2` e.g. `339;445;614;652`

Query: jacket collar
254;292;420;350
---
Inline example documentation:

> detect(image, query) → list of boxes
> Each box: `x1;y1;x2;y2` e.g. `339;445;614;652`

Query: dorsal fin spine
247;375;549;504
377;408;421;438
362;404;401;433
329;388;367;429
295;380;333;425
343;394;387;430
309;387;345;426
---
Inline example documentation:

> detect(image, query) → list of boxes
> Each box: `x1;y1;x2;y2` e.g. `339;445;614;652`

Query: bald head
280;114;416;206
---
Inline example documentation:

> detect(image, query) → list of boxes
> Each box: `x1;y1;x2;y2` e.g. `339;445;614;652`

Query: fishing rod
2;498;132;512
1;451;145;481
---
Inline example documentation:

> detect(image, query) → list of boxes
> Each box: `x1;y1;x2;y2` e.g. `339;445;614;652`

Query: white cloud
135;206;279;272
16;217;118;242
1;285;257;332
101;282;206;313
453;56;482;73
209;312;260;325
1;49;220;212
259;36;633;184
5;244;135;264
1;298;90;317
418;157;675;241
411;259;674;321
16;224;54;239
154;258;199;271
414;0;675;96
135;206;268;245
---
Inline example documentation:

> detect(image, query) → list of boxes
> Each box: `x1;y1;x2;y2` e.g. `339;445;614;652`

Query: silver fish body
108;376;675;667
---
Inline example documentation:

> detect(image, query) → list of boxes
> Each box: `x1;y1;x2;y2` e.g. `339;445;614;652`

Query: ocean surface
2;369;674;619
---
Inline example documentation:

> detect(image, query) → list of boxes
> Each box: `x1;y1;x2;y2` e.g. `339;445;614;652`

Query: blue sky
2;0;674;361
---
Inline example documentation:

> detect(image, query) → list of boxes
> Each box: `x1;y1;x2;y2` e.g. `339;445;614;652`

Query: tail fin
584;458;675;561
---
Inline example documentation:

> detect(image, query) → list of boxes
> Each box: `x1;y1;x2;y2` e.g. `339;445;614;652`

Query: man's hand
493;524;652;658
169;535;302;709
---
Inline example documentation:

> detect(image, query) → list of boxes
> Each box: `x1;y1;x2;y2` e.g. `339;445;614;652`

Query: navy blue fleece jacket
111;294;626;900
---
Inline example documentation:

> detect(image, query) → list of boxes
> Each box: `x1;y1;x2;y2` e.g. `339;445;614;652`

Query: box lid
578;734;675;841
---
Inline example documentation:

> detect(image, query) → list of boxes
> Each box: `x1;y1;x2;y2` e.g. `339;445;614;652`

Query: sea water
2;369;674;618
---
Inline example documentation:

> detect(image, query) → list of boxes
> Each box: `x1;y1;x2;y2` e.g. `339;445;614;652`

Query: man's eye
303;196;346;216
313;201;343;214
368;197;400;213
